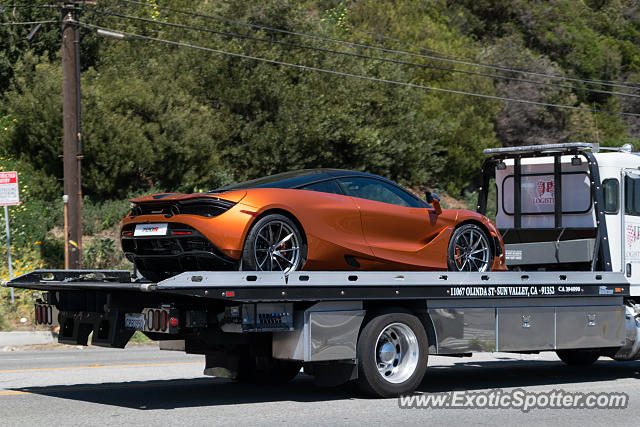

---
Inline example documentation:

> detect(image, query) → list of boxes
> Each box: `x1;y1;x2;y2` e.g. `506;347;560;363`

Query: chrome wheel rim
375;322;419;384
253;220;301;274
453;228;490;272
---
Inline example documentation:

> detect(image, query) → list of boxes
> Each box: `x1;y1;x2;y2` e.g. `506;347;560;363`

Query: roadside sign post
0;171;19;304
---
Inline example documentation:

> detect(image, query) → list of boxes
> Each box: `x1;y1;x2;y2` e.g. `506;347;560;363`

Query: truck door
622;170;640;284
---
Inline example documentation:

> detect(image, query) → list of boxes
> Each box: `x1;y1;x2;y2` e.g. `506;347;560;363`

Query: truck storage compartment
428;308;495;353
430;303;626;353
272;301;365;362
496;307;555;351
556;305;626;349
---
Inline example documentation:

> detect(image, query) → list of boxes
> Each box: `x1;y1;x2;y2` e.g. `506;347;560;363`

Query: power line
81;8;640;100
347;26;476;62
349;25;640;89
0;20;57;26
117;0;640;92
79;22;640;118
0;4;58;10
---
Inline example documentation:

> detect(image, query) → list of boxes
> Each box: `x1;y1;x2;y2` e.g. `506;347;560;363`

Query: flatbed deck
6;269;629;302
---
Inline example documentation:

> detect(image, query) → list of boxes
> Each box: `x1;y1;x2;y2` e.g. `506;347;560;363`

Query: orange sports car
121;169;506;281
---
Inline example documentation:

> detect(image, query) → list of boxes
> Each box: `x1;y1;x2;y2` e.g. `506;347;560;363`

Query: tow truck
5;142;640;397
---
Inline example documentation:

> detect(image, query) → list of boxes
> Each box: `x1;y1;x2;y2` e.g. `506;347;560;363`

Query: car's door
296;179;374;266
335;177;443;266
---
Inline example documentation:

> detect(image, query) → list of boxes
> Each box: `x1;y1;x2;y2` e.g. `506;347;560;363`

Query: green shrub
82;197;132;235
83;237;125;270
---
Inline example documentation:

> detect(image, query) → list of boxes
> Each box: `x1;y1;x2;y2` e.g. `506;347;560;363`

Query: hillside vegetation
0;1;639;324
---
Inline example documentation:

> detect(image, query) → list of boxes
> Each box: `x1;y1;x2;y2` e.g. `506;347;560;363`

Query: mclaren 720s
120;169;507;281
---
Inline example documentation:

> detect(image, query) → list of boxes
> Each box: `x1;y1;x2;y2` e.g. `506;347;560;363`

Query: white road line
0;357;75;361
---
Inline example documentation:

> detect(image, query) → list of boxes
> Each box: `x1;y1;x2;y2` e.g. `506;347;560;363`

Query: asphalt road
1;346;639;426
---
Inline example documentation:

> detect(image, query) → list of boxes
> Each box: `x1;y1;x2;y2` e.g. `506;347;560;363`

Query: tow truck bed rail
6;269;629;302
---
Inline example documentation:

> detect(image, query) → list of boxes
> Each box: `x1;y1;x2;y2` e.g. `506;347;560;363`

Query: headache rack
479;142;612;272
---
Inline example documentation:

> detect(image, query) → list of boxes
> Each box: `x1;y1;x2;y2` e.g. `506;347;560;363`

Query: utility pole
61;2;83;268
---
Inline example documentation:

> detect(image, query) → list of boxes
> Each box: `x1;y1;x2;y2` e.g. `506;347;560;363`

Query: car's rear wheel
447;223;493;272
241;213;306;273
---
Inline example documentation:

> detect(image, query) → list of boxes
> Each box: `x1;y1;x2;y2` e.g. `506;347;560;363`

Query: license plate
125;313;146;330
134;223;168;237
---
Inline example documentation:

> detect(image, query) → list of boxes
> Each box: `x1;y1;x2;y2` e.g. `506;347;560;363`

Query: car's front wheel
241;213;306;273
447;223;494;272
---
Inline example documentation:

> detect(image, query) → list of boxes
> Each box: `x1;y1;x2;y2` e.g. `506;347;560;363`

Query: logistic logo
625;224;640;260
534;179;554;204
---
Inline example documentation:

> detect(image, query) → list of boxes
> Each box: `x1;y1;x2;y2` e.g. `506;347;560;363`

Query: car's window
212;170;326;191
336;177;421;208
299;180;343;195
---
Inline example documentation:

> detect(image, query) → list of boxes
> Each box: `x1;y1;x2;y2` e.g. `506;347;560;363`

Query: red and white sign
534;179;554;205
0;171;19;206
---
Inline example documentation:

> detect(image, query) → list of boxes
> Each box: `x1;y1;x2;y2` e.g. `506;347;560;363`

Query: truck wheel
236;355;302;384
447;224;493;272
556;349;600;366
241;214;307;274
355;310;428;397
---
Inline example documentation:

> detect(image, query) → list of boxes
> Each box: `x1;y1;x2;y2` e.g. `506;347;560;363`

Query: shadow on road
420;358;640;393
10;358;640;408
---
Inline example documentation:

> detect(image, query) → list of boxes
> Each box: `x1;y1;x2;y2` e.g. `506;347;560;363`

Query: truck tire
236;355;302;384
556;349;600;366
355;309;429;397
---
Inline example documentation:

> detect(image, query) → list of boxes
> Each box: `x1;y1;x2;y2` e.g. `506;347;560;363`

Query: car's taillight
175;198;236;218
129;198;236;219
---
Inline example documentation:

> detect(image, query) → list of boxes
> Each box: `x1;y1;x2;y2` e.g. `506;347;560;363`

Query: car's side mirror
425;192;442;215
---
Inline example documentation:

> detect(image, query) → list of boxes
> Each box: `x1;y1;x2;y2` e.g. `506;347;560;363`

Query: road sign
0;171;19;206
0;171;17;303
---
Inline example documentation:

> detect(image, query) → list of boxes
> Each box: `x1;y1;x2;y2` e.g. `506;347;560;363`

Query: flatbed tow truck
5;143;640;397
